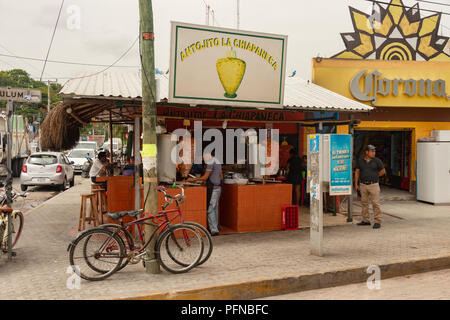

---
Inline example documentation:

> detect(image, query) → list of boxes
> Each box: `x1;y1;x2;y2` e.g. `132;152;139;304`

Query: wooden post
109;110;113;163
139;0;160;274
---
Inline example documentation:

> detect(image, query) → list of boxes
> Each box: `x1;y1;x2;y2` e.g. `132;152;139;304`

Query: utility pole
6;100;14;260
205;4;210;26
47;80;51;112
236;0;240;29
139;0;160;274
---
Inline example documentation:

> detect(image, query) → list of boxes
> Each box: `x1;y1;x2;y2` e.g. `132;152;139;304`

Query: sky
0;0;449;84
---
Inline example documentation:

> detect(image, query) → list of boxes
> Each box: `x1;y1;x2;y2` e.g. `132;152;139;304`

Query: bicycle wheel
68;228;125;281
11;211;24;248
156;224;203;274
99;224;134;272
169;222;213;267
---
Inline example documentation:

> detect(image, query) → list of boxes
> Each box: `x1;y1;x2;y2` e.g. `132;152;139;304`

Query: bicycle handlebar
157;184;185;205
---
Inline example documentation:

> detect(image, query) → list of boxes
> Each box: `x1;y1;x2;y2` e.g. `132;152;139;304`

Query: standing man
187;151;222;236
286;148;303;206
354;145;386;229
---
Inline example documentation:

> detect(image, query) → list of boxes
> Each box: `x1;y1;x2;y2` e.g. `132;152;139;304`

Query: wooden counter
101;176;207;228
219;183;292;233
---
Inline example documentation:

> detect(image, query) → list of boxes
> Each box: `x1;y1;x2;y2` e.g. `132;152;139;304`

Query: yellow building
312;0;450;193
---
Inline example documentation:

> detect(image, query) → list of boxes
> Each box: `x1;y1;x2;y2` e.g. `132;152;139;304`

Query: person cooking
187;151;222;236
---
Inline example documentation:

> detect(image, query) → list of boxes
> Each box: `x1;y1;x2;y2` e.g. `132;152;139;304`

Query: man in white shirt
90;151;109;189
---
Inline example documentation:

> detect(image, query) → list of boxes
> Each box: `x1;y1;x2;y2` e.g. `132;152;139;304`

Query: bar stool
92;188;107;224
91;183;103;192
78;193;99;231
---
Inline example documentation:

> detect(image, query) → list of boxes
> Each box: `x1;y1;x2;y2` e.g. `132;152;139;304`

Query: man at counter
187;151;222;236
287;149;303;206
89;151;109;189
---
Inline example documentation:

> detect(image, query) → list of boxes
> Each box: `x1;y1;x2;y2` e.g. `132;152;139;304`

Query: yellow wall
356;121;450;181
312;59;450;108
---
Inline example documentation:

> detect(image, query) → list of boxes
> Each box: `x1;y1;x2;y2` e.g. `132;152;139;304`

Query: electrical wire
40;0;65;81
0;53;140;68
61;35;139;86
414;0;450;8
363;0;450;16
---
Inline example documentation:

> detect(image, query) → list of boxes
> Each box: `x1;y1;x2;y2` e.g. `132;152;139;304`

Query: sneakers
373;223;381;229
357;221;371;226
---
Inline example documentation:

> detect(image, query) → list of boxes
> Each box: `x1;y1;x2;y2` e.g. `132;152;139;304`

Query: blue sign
330;134;352;195
309;135;320;153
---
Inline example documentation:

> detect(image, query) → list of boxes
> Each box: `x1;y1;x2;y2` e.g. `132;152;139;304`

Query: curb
120;255;450;300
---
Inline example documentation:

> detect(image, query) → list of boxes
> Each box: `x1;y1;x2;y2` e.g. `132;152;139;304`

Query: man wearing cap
354;145;386;229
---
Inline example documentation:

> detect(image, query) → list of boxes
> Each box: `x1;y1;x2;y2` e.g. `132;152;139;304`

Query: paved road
259;269;450;300
9;175;85;213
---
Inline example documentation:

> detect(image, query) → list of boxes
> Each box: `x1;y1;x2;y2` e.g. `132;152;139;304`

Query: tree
0;68;63;123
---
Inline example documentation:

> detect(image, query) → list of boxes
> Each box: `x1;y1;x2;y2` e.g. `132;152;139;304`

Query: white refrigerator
417;141;450;205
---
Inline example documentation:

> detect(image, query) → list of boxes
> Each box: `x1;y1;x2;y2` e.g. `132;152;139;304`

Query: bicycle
68;186;205;281
0;189;26;254
101;185;213;269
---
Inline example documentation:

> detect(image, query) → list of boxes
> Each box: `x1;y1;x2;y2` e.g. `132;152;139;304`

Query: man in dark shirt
287;149;303;206
354;145;386;229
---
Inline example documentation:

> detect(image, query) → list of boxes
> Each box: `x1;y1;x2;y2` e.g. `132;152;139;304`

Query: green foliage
0;68;63;122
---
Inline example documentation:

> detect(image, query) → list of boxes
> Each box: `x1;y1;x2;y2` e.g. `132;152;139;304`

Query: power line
61;35;139;86
364;0;450;16
40;0;65;81
0;53;140;68
415;0;450;8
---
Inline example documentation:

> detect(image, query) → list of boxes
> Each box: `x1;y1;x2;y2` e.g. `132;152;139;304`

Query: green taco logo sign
169;22;287;108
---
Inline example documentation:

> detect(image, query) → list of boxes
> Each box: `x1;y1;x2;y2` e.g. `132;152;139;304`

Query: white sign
169;21;288;108
0;87;42;103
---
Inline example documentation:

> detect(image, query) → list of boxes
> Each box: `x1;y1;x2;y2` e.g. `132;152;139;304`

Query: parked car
67;149;95;174
74;141;98;155
20;152;75;191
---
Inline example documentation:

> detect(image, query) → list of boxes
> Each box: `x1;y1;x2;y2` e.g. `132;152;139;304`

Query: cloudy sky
0;0;448;84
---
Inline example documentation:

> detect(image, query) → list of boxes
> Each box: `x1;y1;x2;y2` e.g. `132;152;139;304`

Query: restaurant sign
329;134;352;196
0;87;42;103
157;106;305;122
169;21;287;108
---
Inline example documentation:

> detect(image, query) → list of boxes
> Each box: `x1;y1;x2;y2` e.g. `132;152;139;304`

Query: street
10;175;85;213
259;269;450;300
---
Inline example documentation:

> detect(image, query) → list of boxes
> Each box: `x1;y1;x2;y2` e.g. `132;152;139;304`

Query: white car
20;152;75;191
67;149;95;174
74;141;98;154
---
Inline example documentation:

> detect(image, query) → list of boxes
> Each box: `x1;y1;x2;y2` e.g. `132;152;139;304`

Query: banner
169;22;287;108
329;134;352;196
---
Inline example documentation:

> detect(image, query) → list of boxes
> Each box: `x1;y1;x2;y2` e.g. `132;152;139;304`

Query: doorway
354;130;412;190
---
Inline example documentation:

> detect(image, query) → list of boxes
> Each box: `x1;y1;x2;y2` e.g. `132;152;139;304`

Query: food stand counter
98;176;207;227
219;183;292;233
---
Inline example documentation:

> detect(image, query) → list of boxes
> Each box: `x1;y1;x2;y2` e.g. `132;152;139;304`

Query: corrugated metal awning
60;71;373;112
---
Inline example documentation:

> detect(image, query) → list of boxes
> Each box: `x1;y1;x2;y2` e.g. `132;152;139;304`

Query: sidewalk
1;178;449;300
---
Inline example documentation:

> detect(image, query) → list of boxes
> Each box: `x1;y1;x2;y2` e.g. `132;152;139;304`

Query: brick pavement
1;179;449;300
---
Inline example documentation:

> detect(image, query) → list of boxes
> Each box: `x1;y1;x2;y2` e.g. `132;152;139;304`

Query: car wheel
70;176;75;187
59;177;67;192
20;184;28;192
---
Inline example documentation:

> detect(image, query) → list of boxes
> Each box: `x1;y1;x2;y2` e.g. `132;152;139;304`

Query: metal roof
60;71;373;112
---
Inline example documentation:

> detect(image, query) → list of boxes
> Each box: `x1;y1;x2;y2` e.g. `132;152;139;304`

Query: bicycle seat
108;210;140;220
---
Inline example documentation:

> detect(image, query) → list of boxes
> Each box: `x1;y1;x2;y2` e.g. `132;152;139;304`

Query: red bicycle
68;185;210;281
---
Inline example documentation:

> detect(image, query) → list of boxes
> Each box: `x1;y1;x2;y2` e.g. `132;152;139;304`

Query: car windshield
68;150;93;158
28;155;58;165
75;142;96;150
103;143;119;150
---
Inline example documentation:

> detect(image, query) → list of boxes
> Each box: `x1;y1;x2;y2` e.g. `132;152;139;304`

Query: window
28;155;57;165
